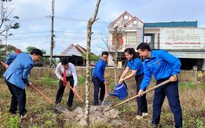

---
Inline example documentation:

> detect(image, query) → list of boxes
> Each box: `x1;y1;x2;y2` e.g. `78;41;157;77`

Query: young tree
85;0;101;127
0;0;19;43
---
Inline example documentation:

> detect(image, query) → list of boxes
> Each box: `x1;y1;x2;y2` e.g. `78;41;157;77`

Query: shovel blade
55;104;69;113
101;94;112;107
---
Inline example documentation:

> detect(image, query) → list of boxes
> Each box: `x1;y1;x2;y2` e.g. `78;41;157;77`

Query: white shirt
55;62;78;86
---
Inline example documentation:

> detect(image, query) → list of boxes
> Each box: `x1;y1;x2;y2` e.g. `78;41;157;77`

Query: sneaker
142;112;149;117
135;115;143;120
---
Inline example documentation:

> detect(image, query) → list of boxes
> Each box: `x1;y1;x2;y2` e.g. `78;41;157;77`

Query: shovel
105;79;171;112
30;84;69;113
101;83;112;106
66;82;84;103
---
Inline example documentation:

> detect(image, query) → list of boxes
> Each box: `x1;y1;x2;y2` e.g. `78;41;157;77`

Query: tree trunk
85;0;101;127
113;26;119;84
114;49;117;83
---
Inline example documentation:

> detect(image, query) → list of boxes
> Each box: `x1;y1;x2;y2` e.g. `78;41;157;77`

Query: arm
160;51;181;75
22;64;33;84
120;67;129;80
5;53;17;65
71;64;78;87
139;64;152;91
119;67;137;83
125;70;137;80
55;63;63;81
138;67;152;96
94;62;105;82
160;51;181;81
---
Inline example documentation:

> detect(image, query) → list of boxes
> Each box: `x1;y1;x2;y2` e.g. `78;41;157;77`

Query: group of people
2;48;79;117
92;43;182;128
2;42;182;127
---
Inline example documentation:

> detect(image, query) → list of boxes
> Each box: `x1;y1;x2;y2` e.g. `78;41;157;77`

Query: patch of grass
78;76;86;85
179;82;205;89
0;113;20;128
34;75;59;87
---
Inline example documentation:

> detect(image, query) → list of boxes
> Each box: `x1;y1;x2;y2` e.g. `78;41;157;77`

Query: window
127;32;137;44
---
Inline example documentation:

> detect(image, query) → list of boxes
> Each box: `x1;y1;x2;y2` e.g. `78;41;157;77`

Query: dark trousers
152;78;182;128
92;75;105;105
55;76;74;107
5;80;27;115
135;74;148;115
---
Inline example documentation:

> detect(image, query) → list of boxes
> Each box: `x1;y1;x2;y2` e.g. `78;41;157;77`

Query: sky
1;0;205;55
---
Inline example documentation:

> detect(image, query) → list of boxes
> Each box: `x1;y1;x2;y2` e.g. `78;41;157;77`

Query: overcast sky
2;0;205;55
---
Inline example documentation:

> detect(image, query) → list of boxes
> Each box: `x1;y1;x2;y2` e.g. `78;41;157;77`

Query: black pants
152;78;182;128
92;75;105;105
5;80;27;115
55;76;74;107
135;74;148;115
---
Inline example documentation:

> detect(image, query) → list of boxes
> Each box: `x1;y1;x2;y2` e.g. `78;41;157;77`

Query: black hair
124;48;139;59
30;48;43;56
61;57;69;65
136;43;151;51
101;51;108;56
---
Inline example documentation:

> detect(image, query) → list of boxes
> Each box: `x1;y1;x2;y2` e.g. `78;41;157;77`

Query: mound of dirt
62;106;128;127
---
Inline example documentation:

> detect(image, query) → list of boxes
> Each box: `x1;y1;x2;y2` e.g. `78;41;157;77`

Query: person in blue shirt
92;51;108;105
118;48;148;119
4;49;42;118
137;43;182;128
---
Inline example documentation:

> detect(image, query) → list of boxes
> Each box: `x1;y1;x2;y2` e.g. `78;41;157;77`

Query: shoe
135;115;143;120
142;112;149;117
19;113;27;119
9;111;17;115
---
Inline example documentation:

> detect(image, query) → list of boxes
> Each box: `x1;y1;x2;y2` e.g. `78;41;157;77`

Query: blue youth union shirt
140;50;181;91
126;58;144;76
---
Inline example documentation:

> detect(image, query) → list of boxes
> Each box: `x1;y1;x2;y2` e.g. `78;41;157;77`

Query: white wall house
108;11;205;70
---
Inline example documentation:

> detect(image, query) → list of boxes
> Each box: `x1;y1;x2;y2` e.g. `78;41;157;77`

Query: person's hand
138;89;144;97
118;78;124;84
104;81;107;86
169;75;177;82
1;61;8;69
72;86;76;92
27;82;33;87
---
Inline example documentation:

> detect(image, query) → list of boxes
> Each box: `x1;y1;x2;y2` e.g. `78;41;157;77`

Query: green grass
78;76;86;85
179;82;205;88
34;75;59;87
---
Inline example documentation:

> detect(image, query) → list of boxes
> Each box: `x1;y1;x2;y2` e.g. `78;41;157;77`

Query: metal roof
144;21;197;28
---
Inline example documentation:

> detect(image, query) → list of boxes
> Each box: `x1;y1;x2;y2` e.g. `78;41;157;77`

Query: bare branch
90;0;101;25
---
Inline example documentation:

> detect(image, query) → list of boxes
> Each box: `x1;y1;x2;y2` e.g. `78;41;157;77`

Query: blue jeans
152;78;182;128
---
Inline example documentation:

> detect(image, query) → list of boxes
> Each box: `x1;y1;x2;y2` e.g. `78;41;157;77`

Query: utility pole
50;0;55;67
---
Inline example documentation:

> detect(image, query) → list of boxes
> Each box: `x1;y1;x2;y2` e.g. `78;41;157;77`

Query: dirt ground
0;76;205;128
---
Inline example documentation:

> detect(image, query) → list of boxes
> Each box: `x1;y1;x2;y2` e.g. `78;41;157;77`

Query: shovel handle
30;85;56;106
105;79;171;112
66;83;84;103
1;61;8;69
